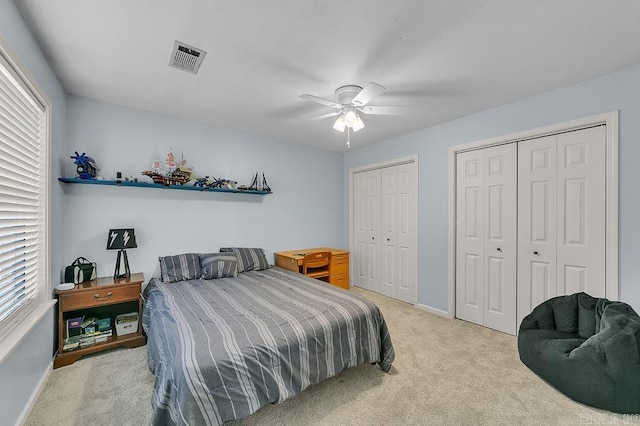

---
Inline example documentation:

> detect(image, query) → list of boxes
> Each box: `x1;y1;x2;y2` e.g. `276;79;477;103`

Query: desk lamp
106;228;137;279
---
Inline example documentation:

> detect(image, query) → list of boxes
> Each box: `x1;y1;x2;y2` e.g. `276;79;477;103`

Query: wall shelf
58;177;272;195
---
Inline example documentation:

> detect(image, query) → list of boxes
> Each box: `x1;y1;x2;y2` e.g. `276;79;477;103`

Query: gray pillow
159;253;200;283
219;247;270;272
200;253;238;279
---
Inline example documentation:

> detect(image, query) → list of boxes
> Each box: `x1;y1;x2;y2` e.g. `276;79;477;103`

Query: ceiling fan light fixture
333;116;346;132
352;115;365;132
301;82;400;144
344;108;357;125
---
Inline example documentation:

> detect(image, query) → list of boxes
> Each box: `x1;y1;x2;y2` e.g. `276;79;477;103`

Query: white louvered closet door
456;145;517;334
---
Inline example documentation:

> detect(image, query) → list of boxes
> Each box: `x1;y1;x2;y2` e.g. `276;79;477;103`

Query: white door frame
448;111;619;319
349;155;419;305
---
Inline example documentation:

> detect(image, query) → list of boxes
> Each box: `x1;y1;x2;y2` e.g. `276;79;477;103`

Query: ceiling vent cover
169;40;207;74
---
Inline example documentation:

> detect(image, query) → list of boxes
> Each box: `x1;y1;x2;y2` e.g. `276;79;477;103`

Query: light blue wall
5;0;640;419
0;0;66;424
345;64;640;313
63;95;345;281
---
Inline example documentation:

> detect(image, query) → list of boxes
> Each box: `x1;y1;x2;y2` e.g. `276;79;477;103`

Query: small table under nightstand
54;273;146;369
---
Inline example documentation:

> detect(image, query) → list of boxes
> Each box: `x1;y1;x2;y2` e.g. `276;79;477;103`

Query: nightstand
54;273;146;368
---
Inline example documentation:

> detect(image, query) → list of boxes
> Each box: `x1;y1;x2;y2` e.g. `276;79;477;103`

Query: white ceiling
15;0;640;152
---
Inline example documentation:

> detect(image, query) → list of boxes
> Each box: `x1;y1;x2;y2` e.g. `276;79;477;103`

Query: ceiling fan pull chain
347;127;351;149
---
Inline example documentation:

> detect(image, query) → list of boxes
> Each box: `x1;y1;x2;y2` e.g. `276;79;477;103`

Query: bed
142;264;395;425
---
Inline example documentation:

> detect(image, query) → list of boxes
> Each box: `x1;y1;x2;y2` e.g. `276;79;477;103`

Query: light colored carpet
26;288;617;425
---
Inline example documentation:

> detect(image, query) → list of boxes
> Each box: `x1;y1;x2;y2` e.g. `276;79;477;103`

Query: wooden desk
274;248;350;289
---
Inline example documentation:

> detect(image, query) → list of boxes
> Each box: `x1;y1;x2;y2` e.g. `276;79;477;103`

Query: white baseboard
15;359;53;426
416;303;450;318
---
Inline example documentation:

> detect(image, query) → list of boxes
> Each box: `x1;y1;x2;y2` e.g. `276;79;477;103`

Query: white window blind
0;51;47;331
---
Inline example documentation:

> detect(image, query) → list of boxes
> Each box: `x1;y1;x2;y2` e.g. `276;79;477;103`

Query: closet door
517;135;558;327
456;145;516;333
354;171;369;290
354;161;417;303
456;149;485;325
556;126;606;296
354;170;381;292
395;163;415;303
379;163;415;303
517;126;606;327
381;166;398;299
483;144;517;335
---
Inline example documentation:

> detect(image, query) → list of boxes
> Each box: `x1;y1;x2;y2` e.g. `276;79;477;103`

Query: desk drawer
330;258;349;275
331;253;349;263
330;253;349;274
329;273;349;290
60;285;140;311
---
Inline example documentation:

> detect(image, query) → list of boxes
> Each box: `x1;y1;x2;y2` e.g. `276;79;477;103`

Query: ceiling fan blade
358;105;405;115
311;111;341;121
300;94;341;109
352;82;386;107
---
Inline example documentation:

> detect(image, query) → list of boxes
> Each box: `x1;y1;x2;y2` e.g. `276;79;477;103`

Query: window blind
0;53;46;327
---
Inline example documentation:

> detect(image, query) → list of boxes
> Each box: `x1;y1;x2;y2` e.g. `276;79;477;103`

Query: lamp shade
352;115;365;132
333;116;346;132
344;108;357;125
106;228;137;250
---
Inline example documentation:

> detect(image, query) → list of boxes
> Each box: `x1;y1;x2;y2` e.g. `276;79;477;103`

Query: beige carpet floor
26;288;618;425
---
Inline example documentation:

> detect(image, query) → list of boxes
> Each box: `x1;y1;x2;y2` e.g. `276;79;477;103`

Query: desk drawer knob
94;291;113;301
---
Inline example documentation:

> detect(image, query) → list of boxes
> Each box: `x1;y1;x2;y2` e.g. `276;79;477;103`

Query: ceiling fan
300;83;404;147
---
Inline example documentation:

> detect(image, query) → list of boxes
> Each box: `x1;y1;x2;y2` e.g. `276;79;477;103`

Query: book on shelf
66;317;82;341
64;329;113;346
81;316;96;334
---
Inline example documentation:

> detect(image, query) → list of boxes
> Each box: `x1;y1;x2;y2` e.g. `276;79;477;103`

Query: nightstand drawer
59;285;140;311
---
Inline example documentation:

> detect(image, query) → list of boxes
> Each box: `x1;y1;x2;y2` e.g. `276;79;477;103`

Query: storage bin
115;312;138;336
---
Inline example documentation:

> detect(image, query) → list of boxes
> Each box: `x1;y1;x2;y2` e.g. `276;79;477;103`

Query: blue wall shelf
58;177;272;195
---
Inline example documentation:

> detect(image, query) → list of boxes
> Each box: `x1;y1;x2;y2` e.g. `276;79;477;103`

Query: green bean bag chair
518;292;640;413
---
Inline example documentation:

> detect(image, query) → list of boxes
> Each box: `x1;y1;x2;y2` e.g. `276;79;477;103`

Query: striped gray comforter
142;267;395;425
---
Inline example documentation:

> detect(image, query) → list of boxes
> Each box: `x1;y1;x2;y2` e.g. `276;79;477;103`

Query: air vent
169;40;207;74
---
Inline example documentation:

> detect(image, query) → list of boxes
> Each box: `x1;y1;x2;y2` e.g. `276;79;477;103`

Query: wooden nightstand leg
54;352;83;369
122;335;146;348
